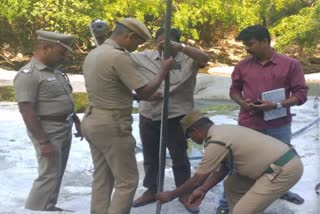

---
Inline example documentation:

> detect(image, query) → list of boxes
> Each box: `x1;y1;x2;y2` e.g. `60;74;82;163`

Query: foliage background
0;0;319;72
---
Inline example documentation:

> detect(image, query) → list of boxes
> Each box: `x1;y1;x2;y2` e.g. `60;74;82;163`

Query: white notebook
261;88;287;121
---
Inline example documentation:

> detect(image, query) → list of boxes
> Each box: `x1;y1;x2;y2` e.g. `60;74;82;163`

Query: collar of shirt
203;136;212;148
250;51;280;66
104;39;127;52
152;50;184;61
203;125;217;148
30;57;55;72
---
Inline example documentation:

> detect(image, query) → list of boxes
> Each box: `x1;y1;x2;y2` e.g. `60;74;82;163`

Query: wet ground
0;98;319;213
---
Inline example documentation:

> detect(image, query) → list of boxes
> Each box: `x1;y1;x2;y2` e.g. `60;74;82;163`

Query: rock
194;74;231;100
16;53;23;59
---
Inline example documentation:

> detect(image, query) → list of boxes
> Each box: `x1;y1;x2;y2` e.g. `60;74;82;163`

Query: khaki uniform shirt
196;124;291;179
131;50;198;120
14;57;74;116
83;39;147;110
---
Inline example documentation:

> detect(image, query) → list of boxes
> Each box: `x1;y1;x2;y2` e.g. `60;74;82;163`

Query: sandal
280;191;304;205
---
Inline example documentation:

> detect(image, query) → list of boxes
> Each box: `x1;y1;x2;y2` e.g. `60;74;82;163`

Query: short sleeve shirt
131;50;198;120
196;124;291;179
83;39;147;110
14;57;74;116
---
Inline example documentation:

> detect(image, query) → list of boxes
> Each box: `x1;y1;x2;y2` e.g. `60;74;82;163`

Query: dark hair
155;27;181;42
186;117;213;138
236;25;271;44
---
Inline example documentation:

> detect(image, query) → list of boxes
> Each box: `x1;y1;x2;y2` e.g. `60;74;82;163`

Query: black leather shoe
315;182;320;195
47;206;73;212
280;191;304;205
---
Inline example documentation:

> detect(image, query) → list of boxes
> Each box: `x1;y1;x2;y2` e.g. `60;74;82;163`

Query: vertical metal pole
156;0;172;213
89;23;99;47
315;96;320;196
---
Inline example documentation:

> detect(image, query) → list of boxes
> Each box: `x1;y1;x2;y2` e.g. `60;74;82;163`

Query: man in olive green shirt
130;27;208;213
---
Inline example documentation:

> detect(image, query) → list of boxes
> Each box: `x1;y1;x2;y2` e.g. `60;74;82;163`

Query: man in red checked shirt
213;25;308;213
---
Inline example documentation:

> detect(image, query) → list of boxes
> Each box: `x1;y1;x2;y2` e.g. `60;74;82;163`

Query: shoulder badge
115;47;126;52
21;64;34;73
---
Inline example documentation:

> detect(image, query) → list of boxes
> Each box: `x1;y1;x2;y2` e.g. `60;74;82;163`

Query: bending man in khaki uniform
131;27;208;214
81;18;173;214
156;111;303;214
14;30;82;211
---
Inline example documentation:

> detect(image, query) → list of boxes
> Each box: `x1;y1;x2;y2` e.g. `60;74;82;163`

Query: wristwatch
180;43;186;52
275;102;283;110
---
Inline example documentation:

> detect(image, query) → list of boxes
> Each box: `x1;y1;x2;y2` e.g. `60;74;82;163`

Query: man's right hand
240;98;252;111
159;57;174;75
135;57;174;100
40;143;54;158
241;99;261;115
18;102;55;157
147;91;162;101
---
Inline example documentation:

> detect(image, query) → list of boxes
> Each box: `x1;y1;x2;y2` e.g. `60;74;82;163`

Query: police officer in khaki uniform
14;30;82;211
81;18;173;214
156;111;303;214
130;28;208;214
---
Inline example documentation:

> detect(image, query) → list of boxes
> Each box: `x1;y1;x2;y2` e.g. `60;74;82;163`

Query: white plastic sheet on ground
0;99;319;214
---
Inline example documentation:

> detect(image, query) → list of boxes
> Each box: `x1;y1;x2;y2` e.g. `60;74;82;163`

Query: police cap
36;30;75;52
180;111;206;138
117;18;152;41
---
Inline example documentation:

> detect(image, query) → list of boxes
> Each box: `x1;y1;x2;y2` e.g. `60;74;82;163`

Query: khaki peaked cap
36;30;75;51
117;18;152;41
180;111;206;136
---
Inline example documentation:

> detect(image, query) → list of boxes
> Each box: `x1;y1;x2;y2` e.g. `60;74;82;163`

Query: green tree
271;1;320;52
0;0;319;70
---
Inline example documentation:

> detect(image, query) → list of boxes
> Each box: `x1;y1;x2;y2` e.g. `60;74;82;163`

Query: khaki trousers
82;107;138;214
224;155;303;214
25;120;73;210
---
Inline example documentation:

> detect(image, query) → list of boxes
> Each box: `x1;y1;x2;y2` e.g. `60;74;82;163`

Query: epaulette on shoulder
115;47;127;52
20;63;34;74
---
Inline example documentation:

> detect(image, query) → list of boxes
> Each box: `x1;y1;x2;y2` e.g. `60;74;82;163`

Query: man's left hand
74;119;83;140
170;41;184;52
157;40;184;53
250;100;277;112
155;191;175;204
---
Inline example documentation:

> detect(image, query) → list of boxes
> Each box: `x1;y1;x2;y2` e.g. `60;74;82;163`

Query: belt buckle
265;163;282;181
